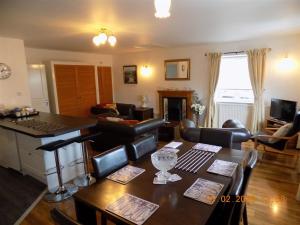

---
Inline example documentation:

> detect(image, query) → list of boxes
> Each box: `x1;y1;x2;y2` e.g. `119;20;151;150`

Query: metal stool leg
74;141;96;187
44;149;78;202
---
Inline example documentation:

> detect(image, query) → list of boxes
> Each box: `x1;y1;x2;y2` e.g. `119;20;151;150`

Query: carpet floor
0;167;46;225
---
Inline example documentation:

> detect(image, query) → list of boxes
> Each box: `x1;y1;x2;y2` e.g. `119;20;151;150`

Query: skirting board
14;189;47;225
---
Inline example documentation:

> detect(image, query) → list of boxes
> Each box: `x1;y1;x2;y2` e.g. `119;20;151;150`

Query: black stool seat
36;138;80;202
36;140;65;151
75;132;102;143
36;138;80;151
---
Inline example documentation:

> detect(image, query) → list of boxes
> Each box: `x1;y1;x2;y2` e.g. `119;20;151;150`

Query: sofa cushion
104;103;120;115
269;123;292;143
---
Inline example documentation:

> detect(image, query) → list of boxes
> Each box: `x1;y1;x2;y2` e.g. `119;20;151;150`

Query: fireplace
163;97;186;121
158;90;194;121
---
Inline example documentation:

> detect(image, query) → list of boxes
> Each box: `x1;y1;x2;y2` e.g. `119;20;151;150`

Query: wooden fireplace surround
158;90;194;120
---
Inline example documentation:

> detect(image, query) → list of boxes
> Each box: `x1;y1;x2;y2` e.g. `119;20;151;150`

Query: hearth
158;90;194;121
163;97;186;121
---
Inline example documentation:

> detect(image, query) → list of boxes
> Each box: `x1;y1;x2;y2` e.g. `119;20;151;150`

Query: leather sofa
91;103;136;120
180;119;251;150
89;118;164;152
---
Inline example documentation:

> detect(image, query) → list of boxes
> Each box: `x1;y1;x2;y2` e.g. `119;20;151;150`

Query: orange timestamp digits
219;195;257;203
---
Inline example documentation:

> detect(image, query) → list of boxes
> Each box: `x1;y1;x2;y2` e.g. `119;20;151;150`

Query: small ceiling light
108;35;117;47
93;28;116;47
154;0;171;18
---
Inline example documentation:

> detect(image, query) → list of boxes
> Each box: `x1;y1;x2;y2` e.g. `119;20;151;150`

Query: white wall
25;47;112;66
0;37;31;108
113;33;300;115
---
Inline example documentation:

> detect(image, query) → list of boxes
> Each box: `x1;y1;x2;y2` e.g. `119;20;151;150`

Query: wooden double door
54;64;113;117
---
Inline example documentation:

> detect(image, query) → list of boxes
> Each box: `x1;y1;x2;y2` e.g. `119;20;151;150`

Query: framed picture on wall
123;65;137;84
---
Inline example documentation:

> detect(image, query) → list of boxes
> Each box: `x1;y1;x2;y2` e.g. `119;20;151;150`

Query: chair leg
101;213;107;225
243;204;248;225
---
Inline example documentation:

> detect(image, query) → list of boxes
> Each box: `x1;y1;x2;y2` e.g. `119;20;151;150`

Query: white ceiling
1;0;300;53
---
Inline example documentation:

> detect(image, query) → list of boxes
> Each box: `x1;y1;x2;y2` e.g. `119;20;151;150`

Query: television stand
266;117;287;128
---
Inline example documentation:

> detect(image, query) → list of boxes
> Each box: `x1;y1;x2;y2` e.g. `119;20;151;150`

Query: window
215;54;254;104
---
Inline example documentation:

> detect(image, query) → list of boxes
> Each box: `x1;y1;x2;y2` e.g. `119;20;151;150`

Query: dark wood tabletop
74;142;249;225
0;112;97;138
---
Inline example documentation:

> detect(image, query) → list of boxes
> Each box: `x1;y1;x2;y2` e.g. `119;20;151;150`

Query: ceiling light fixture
93;28;117;47
154;0;171;18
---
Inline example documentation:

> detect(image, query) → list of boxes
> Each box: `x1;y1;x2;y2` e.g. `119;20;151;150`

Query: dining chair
92;145;128;179
92;145;130;225
207;166;244;225
230;150;258;225
127;134;157;160
199;128;233;148
50;208;82;225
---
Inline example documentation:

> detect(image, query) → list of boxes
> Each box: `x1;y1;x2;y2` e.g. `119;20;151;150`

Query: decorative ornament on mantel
139;95;149;108
154;0;171;18
93;28;117;47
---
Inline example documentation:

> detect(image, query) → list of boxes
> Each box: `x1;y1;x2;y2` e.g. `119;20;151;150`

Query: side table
134;107;154;121
158;121;180;142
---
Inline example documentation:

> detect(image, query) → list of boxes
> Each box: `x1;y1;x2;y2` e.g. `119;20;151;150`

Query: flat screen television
270;98;297;122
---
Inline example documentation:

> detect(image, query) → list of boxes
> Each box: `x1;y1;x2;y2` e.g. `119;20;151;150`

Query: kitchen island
0;112;97;190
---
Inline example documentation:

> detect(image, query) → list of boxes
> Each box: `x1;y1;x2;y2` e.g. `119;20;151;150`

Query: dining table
73;141;250;225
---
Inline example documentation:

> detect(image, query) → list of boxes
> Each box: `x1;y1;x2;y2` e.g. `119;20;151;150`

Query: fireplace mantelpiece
158;90;194;120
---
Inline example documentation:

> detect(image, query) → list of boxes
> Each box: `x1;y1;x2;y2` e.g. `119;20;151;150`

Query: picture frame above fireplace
165;59;190;80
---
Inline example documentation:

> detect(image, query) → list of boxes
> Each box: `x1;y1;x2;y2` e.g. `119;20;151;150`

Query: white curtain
247;48;268;133
205;52;222;128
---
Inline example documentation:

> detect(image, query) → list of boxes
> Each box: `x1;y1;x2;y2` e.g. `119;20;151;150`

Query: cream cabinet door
0;127;21;170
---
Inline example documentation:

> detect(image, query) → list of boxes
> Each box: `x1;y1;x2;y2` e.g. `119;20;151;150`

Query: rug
0;167;46;225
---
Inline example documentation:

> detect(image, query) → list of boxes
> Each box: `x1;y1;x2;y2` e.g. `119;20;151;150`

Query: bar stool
73;132;102;187
37;139;79;202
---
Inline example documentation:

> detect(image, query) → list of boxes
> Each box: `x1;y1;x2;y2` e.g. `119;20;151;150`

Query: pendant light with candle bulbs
93;28;117;47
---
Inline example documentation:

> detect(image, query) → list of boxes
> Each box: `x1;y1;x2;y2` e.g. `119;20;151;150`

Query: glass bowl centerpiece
151;151;178;182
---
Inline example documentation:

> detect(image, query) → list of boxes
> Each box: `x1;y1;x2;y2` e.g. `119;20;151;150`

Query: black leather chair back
207;166;244;225
92;145;128;179
230;150;258;225
287;111;300;136
128;135;157;161
240;150;258;195
51;208;81;225
199;128;233;148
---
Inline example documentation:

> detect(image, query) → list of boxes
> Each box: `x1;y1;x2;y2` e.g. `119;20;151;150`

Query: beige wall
25;47;113;66
113;34;300;115
0;37;31;108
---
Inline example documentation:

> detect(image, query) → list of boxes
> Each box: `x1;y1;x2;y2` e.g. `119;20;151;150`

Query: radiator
217;103;253;129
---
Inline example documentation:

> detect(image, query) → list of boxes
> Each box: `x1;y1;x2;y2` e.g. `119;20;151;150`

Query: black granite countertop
0;112;97;138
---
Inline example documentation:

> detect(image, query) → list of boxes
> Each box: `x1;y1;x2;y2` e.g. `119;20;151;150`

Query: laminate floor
20;141;300;225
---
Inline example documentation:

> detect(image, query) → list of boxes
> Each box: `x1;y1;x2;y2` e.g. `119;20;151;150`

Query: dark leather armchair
180;119;251;149
90;118;164;152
